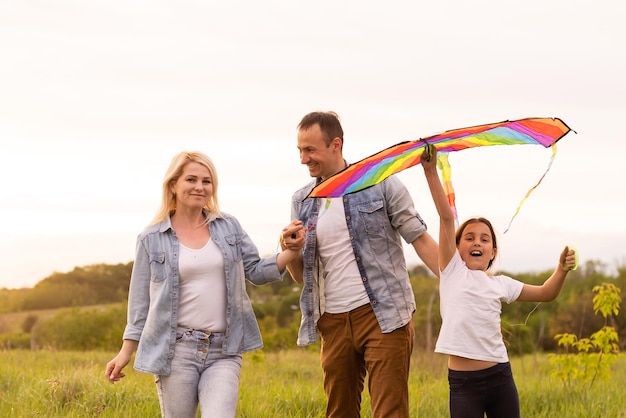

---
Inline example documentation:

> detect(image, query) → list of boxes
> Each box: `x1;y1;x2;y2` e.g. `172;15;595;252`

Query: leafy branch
548;283;621;391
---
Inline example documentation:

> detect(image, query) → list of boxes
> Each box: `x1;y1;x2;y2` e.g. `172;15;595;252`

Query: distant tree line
0;259;624;353
0;263;133;313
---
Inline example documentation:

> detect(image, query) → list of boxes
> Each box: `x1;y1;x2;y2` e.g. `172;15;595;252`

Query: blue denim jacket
291;175;427;346
123;211;283;375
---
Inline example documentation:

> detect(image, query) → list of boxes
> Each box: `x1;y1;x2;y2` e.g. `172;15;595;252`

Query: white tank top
177;238;227;332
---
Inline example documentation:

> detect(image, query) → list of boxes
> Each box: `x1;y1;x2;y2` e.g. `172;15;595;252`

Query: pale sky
1;0;625;289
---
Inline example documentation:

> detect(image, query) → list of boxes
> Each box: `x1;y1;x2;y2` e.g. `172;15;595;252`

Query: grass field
0;349;624;417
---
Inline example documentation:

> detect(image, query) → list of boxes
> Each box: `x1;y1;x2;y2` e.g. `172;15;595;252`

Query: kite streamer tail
436;152;459;229
503;143;557;234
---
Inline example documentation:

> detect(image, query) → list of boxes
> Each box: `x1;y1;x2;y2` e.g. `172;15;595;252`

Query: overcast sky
1;0;624;289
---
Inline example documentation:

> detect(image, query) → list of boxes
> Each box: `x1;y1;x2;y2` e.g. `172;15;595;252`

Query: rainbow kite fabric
307;117;573;231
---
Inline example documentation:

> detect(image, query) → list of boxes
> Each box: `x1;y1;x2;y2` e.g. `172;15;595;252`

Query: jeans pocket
175;330;187;342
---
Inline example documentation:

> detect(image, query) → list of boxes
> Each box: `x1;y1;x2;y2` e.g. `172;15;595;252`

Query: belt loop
193;328;212;337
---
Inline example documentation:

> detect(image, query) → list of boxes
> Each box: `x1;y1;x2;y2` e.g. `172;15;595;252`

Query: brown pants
317;303;414;418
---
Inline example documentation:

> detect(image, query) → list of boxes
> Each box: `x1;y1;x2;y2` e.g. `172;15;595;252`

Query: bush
31;304;126;351
0;332;31;349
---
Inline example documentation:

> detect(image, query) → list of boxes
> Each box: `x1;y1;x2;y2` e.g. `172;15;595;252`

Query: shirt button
346;215;351;221
362;277;367;282
371;300;377;305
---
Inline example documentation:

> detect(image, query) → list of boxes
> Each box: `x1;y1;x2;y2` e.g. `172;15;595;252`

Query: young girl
421;146;576;418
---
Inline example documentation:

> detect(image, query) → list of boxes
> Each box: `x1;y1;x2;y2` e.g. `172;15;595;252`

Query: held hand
559;246;578;271
281;220;305;251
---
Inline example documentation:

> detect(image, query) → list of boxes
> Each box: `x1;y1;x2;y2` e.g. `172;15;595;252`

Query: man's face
297;124;342;179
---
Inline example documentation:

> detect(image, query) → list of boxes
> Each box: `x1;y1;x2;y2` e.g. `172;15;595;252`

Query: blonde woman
106;151;305;418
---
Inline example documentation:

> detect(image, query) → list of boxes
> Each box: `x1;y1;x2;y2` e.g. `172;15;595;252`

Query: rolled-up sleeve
383;176;428;244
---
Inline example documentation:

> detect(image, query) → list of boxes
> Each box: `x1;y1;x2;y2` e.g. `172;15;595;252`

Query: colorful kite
307;117;573;232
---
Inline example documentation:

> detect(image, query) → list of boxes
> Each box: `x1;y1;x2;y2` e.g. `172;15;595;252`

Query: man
281;111;439;418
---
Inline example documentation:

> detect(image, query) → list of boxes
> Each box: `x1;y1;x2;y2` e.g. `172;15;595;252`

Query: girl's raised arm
421;145;456;271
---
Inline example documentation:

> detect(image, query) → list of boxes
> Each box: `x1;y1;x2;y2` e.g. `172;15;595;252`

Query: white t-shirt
316;197;369;313
177;238;227;332
435;250;524;363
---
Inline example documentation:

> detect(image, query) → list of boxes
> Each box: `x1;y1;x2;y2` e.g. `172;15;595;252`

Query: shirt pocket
224;234;243;262
149;252;166;283
357;198;386;237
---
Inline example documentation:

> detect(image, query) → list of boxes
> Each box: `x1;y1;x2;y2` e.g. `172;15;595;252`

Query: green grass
0;349;624;417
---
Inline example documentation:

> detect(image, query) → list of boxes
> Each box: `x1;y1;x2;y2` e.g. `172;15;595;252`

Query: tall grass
0;349;624;417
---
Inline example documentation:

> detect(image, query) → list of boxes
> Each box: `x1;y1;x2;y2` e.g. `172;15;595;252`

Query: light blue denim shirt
291;174;428;346
123;210;284;375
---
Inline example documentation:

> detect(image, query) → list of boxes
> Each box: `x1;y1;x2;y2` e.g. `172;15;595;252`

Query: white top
435;250;524;363
316;197;369;313
177;238;227;332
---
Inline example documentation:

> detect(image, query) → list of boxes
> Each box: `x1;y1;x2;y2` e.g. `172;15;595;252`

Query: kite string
503;302;542;327
436;152;459;229
503;143;558;234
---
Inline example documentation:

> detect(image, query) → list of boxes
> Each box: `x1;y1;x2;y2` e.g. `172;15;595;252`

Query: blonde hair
150;151;221;225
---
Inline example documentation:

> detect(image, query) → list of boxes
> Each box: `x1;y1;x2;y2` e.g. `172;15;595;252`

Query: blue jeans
448;362;520;418
155;328;243;418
